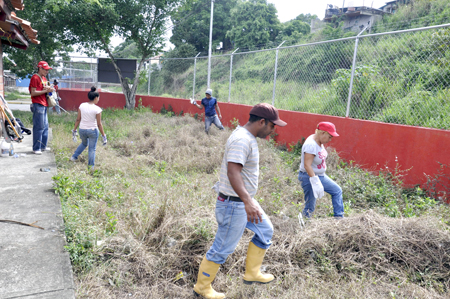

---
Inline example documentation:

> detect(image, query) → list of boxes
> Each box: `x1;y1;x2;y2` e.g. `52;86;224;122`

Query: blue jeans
205;115;224;133
206;198;273;264
72;129;99;167
32;103;48;151
298;172;344;218
52;100;61;114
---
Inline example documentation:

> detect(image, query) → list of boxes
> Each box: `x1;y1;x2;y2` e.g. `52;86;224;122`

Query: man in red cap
29;61;54;154
193;103;287;299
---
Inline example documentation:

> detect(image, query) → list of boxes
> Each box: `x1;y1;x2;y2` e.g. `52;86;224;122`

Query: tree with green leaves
226;0;280;50
295;13;318;24
159;43;197;86
170;0;237;52
112;42;141;59
276;19;310;45
55;0;187;109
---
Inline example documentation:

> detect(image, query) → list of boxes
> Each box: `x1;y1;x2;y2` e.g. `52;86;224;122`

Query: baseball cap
249;103;287;127
37;61;52;70
205;89;212;95
317;121;339;137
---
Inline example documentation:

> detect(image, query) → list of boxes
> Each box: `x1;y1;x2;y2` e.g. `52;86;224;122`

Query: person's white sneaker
69;157;77;162
34;150;42;155
42;147;51;152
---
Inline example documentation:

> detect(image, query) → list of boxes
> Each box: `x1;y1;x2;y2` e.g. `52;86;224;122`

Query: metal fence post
148;62;151;96
228;48;239;103
90;61;93;91
193;52;201;99
207;0;215;89
346;26;368;117
69;61;72;90
95;58;98;89
272;41;286;106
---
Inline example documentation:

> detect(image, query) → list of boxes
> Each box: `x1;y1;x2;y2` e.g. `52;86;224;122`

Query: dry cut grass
48;109;450;299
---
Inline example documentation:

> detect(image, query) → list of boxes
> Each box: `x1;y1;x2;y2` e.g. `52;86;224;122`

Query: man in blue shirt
192;89;224;134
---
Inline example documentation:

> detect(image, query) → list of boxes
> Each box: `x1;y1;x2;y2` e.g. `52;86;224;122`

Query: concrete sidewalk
0;130;75;299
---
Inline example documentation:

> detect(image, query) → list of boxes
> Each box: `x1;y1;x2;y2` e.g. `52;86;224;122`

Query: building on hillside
311;1;411;34
0;0;39;96
323;4;388;33
149;54;163;70
380;0;410;14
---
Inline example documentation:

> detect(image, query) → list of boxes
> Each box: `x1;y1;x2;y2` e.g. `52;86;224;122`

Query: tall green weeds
43;109;450;298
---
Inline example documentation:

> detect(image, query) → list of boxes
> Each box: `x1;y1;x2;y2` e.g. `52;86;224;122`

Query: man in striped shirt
193;103;287;299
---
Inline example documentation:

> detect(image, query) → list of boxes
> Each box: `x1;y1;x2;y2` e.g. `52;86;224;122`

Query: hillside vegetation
13;108;450;298
143;0;450;130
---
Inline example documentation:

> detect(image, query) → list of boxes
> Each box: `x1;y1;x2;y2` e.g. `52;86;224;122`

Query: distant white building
323;4;387;33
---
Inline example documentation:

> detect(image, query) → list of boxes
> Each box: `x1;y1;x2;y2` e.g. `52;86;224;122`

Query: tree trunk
102;43;148;110
123;82;135;110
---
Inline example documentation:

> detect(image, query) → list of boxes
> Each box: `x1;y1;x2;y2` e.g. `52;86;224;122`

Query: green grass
5;90;31;101
15;108;449;298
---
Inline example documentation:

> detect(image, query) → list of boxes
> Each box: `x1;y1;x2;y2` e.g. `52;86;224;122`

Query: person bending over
298;121;344;219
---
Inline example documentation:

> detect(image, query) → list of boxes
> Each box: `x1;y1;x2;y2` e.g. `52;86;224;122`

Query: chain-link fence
52;59;97;91
52;58;135;93
153;23;450;130
56;24;450;130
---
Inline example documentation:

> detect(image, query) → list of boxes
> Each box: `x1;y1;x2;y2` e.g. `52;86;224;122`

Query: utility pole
207;0;215;89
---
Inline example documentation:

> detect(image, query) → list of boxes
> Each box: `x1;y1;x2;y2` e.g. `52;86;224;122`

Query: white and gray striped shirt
219;126;259;198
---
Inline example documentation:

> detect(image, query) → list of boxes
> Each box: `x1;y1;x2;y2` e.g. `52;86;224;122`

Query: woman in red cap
297;121;344;218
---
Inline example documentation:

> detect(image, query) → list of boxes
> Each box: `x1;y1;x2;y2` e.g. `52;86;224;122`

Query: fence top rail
358;22;450;39
56;67;97;72
58;61;97;65
158;23;450;61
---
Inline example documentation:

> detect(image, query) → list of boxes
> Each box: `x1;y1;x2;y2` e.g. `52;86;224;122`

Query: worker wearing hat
191;89;224;134
297;121;344;219
51;79;62;115
193;103;287;299
29;61;54;154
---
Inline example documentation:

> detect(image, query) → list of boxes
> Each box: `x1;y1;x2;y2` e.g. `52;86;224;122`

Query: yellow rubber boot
243;242;275;285
193;256;226;299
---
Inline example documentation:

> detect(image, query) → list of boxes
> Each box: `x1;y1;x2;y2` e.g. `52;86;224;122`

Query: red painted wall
59;89;450;200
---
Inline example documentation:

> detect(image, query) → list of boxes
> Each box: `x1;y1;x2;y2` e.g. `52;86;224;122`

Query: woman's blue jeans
72;129;99;167
298;171;344;218
206;198;273;264
32;103;49;151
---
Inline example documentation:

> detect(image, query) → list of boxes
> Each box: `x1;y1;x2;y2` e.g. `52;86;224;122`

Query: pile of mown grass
34;108;450;298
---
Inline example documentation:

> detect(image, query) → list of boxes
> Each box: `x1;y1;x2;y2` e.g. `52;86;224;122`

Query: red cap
37;61;52;70
249;103;287;127
317;122;339;137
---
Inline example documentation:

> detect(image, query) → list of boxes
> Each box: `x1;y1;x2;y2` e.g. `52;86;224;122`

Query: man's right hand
44;86;53;93
245;199;263;224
